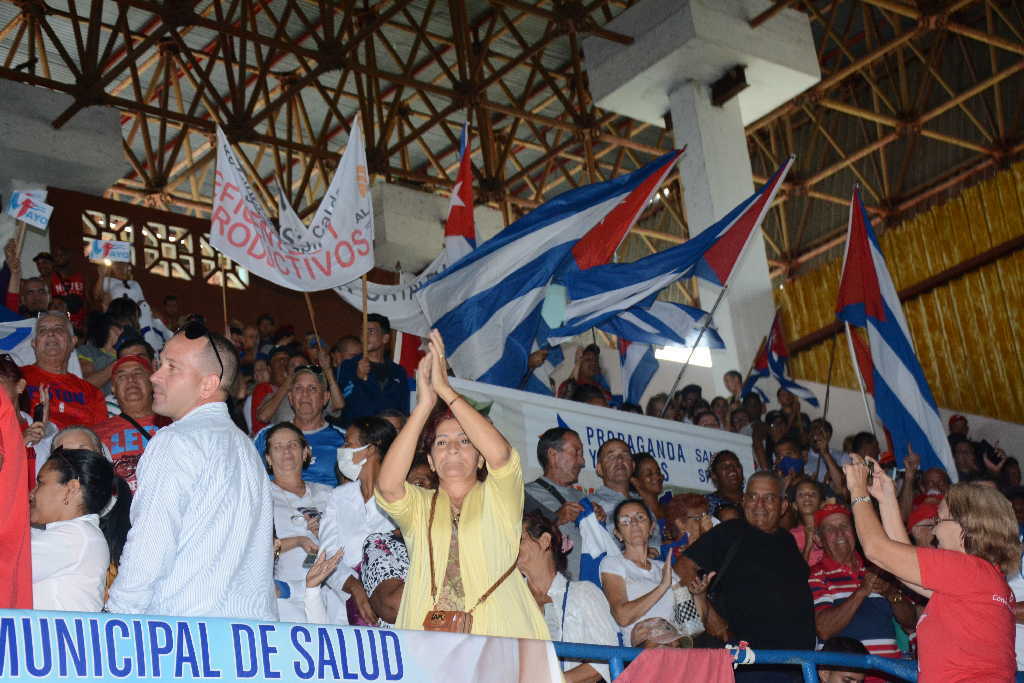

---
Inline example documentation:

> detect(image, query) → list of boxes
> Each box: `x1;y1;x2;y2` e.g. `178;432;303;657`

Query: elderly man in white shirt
106;318;277;620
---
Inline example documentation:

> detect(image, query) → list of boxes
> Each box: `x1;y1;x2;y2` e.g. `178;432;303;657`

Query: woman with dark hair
319;415;399;625
376;330;549;638
261;422;332;622
706;450;744;518
631;453;667;548
845;455;1020;680
30;447;131;611
518;510;618;682
789;477;825;564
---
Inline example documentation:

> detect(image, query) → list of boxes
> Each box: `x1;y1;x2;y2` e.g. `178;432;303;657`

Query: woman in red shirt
845;455;1018;682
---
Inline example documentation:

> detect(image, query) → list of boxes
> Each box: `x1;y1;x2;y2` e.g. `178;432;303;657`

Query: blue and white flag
618;340;658;406
546;158;793;343
836;188;955;478
521;342;564;396
416;150;683;385
577;498;622;589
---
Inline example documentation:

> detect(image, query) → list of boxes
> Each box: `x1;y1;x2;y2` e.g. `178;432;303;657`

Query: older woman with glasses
845;455;1020;681
375;330;549;639
261;421;332;622
601;499;677;644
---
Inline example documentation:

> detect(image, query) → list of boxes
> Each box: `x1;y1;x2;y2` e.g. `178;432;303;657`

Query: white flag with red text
210;117;374;292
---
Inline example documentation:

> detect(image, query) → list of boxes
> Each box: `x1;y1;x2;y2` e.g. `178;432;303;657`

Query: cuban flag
836;187;956;478
444;123;476;262
577;498;622;590
742;311;819;407
739;337;772;405
546;157;794;341
575;300;724;349
521;341;565;396
618;339;658;405
416;149;684;386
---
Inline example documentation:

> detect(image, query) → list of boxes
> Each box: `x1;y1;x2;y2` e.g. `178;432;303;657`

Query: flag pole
844;322;877;439
361;274;369;352
219;256;229;334
822;332;839;419
303;292;322;348
658;285;728;418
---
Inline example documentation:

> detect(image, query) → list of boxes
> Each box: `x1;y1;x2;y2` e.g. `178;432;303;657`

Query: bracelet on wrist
851;495;872;506
446;394;464;408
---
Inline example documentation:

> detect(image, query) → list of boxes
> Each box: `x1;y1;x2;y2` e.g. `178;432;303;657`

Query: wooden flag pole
13;220;28;258
658;285;728;418
361;274;369;351
844;321;877;439
220;274;229;334
303;292;322;346
822;333;839;419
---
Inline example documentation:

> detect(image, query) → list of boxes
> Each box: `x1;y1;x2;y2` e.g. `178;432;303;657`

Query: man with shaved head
107;316;277;619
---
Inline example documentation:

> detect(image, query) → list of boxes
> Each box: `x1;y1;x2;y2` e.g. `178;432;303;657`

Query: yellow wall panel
781;161;1024;423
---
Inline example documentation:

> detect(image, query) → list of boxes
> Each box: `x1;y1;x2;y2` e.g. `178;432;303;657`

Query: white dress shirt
543;572;620;681
320;481;395;572
32;513;109;611
106;402;277;620
317;481;395;623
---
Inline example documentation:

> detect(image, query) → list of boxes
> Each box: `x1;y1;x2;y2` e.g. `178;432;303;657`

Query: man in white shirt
106;319;277;620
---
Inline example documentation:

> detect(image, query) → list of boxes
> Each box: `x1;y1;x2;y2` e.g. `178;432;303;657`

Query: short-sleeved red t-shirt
249;382;276;435
916;546;1015;682
21;364;108;429
93;413;171;492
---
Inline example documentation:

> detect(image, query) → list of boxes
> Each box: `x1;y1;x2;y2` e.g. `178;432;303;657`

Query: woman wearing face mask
375;330;550;639
31;447;131;611
260;422;332;622
318;416;398;625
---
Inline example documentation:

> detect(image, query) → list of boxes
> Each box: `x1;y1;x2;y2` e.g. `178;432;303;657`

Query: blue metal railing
553;642;921;681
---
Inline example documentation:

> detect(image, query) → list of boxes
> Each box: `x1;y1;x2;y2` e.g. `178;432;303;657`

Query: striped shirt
809;553;900;658
106;402;277;620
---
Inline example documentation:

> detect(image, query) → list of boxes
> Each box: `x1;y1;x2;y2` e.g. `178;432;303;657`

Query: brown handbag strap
426;487;517;613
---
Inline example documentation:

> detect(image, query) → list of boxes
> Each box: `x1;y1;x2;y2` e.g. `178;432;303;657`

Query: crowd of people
2;242;1023;682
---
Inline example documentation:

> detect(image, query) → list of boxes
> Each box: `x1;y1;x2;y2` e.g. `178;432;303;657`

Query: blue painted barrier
553;642;922;681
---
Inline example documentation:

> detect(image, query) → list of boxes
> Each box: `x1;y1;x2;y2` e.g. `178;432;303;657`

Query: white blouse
543;572;620;681
600;554;675;645
32;514;109;611
270;481;333;582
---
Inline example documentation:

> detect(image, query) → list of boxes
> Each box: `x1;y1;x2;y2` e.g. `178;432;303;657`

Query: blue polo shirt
254;422;346;487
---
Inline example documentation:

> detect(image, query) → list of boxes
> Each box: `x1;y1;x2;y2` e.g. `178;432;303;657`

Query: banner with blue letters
450;378;756;492
0;610;562;682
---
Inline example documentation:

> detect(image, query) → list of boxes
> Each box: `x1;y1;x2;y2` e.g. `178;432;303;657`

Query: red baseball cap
908;503;939;530
110;354;153;375
813;503;851;527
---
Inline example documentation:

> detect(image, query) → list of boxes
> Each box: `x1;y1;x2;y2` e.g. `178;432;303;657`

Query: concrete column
582;0;820;396
669;81;774;393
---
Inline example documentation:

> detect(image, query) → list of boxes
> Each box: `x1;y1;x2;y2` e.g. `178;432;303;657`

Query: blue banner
0;610;561;682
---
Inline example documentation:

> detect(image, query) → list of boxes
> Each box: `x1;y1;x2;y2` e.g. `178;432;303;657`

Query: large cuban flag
546;157;794;342
836;187;956;478
416;149;684;386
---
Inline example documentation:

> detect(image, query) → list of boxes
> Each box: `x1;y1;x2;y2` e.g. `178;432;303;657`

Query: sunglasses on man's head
293;364;324;375
178;316;224;380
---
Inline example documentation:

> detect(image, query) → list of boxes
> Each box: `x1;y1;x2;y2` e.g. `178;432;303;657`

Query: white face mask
336;444;370;481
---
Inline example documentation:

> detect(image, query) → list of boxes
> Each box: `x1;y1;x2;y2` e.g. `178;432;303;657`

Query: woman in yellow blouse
376;330;550;640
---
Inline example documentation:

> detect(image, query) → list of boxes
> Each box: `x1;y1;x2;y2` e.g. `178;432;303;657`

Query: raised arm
427;329;510;469
844;456;924;590
601;560;673;627
376;355;436;503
